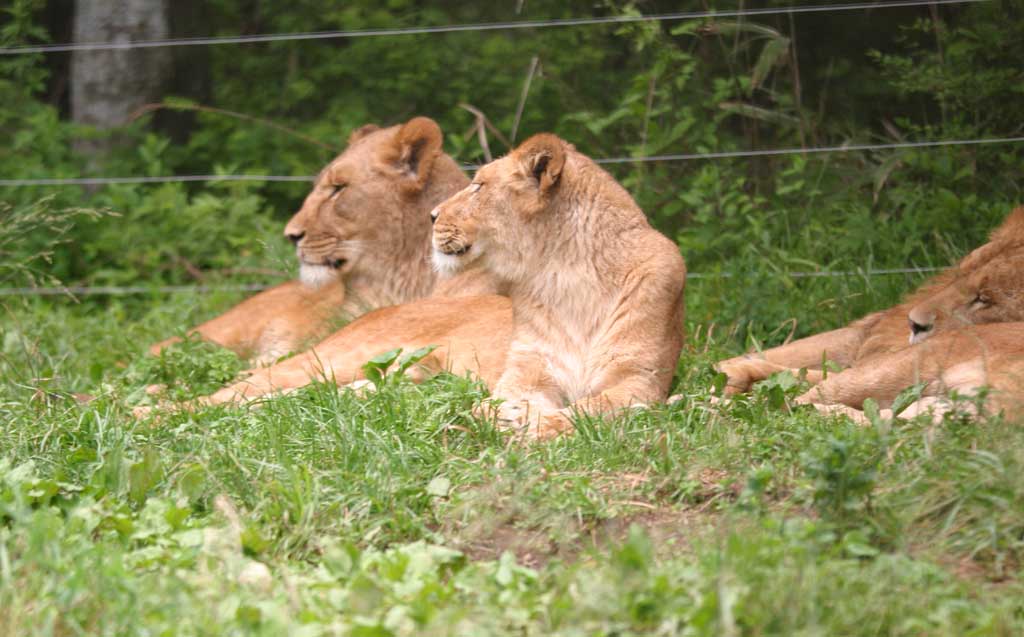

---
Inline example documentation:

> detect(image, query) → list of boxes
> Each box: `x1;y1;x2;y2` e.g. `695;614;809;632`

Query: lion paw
714;358;776;395
341;379;376;398
488;400;574;440
808;402;873;425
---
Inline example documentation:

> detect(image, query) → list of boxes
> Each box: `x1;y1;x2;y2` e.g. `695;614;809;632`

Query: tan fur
431;134;687;438
717;207;1024;394
197;295;515;405
148;280;346;364
161;135;686;441
149;117;474;364
796;323;1024;424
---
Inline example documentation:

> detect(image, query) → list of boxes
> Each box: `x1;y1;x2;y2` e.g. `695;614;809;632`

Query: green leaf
177;464;207;501
891;382;928;417
426;476;451;498
367;348;402;368
863;399;883;429
235;604;262;628
695;20;783;39
719;101;799;126
363;365;383;389
361;348;402;388
396;345;437;375
711;370;728;396
872;154;904;204
128;447;164;507
751;37;790;91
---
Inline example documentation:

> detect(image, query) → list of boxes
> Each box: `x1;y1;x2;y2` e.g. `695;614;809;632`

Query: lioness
796;323;1024;425
175;134;687;440
716;207;1024;395
431;133;687;438
149;117;495;364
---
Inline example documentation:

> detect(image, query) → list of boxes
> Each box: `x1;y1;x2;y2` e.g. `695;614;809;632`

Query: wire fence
0;0;988;55
0;284;273;297
0;0;1000;297
4;135;1024;187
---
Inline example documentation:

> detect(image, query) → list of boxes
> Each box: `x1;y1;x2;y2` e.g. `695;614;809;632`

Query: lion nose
909;319;932;337
286;231;305;245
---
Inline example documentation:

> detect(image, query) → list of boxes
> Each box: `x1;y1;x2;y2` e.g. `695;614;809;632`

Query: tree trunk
70;0;170;156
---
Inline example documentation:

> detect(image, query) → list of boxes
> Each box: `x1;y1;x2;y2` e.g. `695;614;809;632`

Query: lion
795;322;1024;425
715;207;1024;395
167;134;687;440
148;117;496;364
431;133;687;438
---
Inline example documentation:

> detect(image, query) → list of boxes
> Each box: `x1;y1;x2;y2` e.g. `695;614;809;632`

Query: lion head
907;207;1024;344
284;117;467;301
430;134;569;281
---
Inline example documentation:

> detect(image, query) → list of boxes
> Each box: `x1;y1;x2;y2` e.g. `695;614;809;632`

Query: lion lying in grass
149;117;498;364
716;207;1024;396
710;206;1024;424
797;323;1024;425
175;134;687;439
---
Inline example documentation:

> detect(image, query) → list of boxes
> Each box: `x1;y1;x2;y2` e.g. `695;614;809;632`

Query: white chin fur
299;263;337;289
431;250;465;276
909;331;933;346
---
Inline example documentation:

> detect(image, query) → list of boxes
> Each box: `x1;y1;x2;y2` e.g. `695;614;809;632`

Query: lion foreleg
486;348;565;438
717;325;864;394
199;351;330;406
794;347;938;411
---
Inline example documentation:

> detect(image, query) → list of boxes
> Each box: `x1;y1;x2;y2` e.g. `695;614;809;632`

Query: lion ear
388;116;443;192
516;133;565;194
347;123;380;146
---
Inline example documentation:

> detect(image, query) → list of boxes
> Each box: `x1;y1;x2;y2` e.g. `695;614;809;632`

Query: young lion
796;323;1024;425
149;117;495;364
171;135;686;440
716;207;1024;395
431;133;687;438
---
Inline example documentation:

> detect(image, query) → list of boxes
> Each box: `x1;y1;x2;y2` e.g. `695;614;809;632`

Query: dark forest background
2;0;1023;341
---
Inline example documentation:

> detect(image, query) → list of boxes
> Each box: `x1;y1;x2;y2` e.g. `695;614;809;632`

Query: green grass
1;284;1023;636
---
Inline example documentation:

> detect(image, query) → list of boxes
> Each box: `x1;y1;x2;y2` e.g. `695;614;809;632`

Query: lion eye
470;183;483;193
329;184;346;197
972;293;992;307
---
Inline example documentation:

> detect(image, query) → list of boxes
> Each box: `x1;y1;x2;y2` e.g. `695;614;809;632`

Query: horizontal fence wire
0;267;945;297
0;175;311;187
0;0;990;298
0;284;275;297
4;135;1023;188
0;0;988;56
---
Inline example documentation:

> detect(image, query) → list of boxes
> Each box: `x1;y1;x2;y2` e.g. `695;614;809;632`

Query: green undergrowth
1;290;1023;635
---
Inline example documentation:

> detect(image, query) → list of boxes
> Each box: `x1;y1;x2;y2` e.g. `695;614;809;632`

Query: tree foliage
1;0;1022;341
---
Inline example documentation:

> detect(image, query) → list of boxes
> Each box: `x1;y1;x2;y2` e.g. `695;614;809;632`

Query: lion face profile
907;207;1024;344
285;117;466;301
431;133;570;283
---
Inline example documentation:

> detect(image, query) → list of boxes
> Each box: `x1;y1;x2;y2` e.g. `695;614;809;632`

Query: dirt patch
444;505;719;569
911;543;1021;585
436;467;740;568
